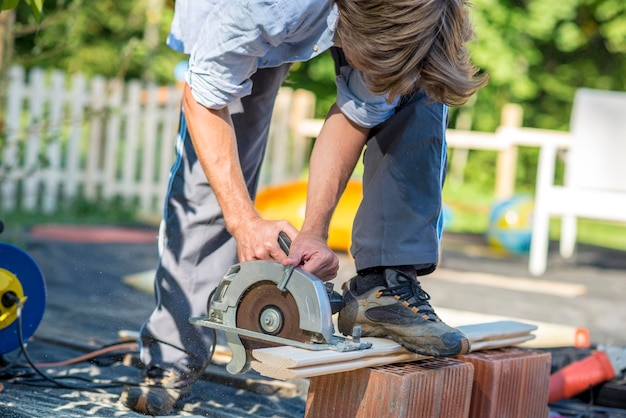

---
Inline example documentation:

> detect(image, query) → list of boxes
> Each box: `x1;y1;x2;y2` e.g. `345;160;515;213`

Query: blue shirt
168;0;397;128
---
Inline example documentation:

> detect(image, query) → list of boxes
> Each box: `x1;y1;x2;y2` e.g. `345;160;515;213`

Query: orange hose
34;342;138;368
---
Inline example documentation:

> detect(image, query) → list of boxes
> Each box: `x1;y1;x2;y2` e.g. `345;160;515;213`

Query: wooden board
436;307;591;348
456;320;537;342
250;321;537;380
253;352;427;381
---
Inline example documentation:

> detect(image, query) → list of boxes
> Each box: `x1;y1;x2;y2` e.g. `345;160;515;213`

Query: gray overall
138;55;447;374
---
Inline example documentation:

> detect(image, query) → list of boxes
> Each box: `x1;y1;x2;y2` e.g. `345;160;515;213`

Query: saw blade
236;280;310;351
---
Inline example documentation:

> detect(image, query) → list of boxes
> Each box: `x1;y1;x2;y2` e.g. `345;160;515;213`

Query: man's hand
282;231;339;282
230;218;299;263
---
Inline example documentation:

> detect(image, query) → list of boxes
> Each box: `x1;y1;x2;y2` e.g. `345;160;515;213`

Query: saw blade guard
209;261;335;341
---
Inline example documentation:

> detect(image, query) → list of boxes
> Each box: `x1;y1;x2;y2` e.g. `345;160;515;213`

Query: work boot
338;267;470;357
119;366;198;415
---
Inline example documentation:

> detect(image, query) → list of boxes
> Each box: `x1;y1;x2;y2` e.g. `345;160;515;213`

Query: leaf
1;0;20;10
24;0;44;22
1;0;44;22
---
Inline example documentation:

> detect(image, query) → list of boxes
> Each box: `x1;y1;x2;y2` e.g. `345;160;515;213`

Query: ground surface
1;224;625;417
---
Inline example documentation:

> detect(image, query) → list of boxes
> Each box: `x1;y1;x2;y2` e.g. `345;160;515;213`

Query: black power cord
11;298;132;390
4;297;218;392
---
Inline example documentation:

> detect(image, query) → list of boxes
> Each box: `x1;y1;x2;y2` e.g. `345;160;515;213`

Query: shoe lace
379;272;439;321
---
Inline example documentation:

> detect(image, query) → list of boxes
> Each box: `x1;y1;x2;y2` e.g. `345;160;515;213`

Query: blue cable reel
0;242;47;355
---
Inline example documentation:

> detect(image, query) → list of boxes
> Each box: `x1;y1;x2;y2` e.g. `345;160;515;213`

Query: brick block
305;357;474;418
458;347;552;418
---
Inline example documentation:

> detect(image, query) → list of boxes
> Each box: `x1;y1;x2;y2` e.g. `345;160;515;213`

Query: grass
443;181;626;252
2;185;626;253
1;196;142;231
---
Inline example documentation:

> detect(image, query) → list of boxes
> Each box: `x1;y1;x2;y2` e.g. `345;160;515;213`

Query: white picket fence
0;66;318;218
1;65;564;221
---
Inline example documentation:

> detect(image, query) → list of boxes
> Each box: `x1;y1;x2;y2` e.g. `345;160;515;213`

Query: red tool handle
548;350;616;403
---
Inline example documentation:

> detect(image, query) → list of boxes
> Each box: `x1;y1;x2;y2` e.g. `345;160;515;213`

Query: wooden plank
23;67;45;211
250;321;537;380
252;332;534;374
41;69;65;213
1;66;25;212
102;78;124;200
432;268;587;298
250;335;534;381
120;80;141;197
494;103;523;199
253;337;402;369
437;307;590;348
253;321;535;367
263;87;292;186
289;89;316;177
465;334;534;351
65;72;87;200
459;320;536;343
84;75;106;200
252;352;427;380
139;83;159;214
156;86;181;212
445;129;510;151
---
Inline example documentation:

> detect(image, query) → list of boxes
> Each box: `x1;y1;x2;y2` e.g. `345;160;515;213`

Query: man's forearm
182;84;258;235
302;104;369;238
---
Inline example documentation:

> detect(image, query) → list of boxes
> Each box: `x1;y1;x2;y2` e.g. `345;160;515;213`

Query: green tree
453;0;626;193
470;0;626;131
9;0;182;83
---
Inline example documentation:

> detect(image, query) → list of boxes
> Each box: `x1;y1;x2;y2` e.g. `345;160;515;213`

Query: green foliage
1;0;19;10
1;0;43;23
11;0;183;83
470;0;626;131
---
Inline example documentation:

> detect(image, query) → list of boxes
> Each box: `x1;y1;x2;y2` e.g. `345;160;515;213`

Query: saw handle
276;232;294;292
278;231;291;255
277;232;344;313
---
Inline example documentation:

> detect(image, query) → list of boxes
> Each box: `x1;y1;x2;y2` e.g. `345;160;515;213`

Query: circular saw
190;237;371;374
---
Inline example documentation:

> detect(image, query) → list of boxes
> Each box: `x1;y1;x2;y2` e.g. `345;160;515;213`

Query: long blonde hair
334;0;488;106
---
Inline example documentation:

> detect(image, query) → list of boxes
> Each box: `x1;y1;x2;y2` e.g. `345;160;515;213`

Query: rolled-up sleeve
335;66;398;128
186;56;258;110
186;1;286;109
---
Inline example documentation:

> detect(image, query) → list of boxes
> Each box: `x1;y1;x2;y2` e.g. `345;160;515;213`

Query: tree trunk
0;9;16;130
142;0;164;82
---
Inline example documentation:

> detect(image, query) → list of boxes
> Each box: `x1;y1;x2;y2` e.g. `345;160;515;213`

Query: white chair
529;88;626;276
